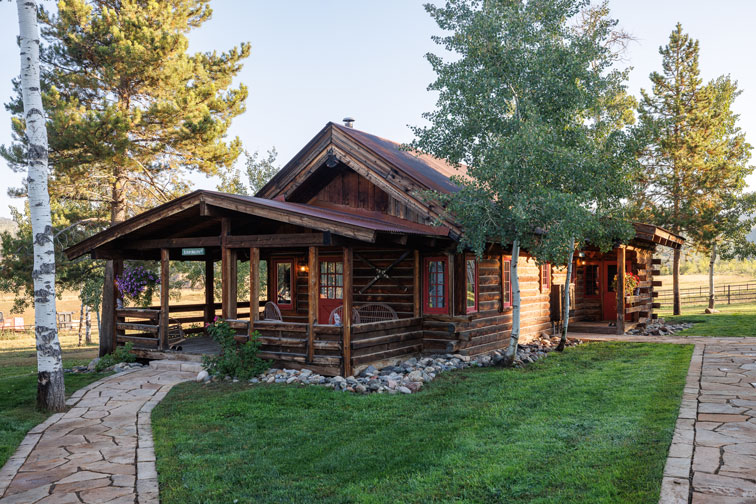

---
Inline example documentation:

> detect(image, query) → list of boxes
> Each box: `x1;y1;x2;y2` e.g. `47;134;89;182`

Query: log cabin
65;120;684;376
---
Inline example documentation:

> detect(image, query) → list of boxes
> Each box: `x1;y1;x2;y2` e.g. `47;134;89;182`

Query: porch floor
569;321;639;335
131;336;221;363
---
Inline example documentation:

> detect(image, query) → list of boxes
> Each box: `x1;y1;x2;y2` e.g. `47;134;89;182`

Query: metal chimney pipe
343;117;355;128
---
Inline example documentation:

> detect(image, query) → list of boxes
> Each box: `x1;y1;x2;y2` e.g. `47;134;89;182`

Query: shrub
96;342;137;371
202;319;270;380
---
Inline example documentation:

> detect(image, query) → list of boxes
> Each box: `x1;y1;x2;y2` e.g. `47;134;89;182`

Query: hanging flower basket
613;272;641;293
116;265;159;307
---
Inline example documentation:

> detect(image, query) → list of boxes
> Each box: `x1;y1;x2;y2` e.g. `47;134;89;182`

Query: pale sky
1;0;755;219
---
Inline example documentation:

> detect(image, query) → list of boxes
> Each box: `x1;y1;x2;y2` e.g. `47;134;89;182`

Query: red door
318;258;343;323
602;261;633;321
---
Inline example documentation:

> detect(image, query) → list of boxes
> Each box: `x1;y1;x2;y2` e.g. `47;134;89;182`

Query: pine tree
15;0;65;412
1;0;249;355
413;0;638;363
636;24;721;315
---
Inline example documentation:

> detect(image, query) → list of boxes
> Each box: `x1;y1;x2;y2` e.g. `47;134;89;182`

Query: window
540;263;551;292
319;260;343;300
272;259;293;310
584;264;600;298
501;258;512;308
423;256;448;314
465;257;478;313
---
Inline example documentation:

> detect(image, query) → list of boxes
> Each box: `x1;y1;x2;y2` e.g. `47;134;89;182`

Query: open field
655;273;756;291
153;342;691;504
0;330;109;467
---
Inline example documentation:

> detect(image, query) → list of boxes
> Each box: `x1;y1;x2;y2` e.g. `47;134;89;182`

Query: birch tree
16;0;65;411
413;0;637;365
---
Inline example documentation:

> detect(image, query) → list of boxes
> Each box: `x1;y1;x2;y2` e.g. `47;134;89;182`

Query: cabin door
318;258;344;324
602;260;633;321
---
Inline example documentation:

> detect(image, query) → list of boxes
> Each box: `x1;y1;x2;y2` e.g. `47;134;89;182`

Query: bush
202;319;270;380
96;342;137;371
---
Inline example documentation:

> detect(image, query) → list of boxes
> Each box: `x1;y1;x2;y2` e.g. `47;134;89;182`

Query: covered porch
64;190;447;376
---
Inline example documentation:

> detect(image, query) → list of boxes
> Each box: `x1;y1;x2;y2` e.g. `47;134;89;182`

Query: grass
153;342;692;504
658;302;756;337
0;329;109;466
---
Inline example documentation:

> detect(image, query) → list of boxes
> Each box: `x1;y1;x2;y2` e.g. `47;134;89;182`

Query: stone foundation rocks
626;319;695;337
210;336;583;395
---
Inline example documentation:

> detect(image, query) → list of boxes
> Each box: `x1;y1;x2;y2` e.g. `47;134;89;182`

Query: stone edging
658;343;704;503
135;380;184;504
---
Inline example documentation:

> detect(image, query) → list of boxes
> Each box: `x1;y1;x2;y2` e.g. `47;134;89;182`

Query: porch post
307;246;318;362
112;259;123;352
413;250;420;318
221;217;237;319
342;246;353;377
616;246;626;335
160;248;170;350
204;259;214;328
250;247;260;332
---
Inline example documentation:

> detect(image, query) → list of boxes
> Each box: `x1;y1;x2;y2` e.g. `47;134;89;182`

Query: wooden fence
656;282;756;308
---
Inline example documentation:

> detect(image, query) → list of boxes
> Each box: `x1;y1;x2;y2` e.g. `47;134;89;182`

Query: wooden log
616;246;625;335
652;258;662;265
343;246;353;377
117;308;160;320
307;246;318;362
204;259;214;327
117;335;159;348
413;249;420;318
116;322;159;333
250;248;260;329
160;248;170;350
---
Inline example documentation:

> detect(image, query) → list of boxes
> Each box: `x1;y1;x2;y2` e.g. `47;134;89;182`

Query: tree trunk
85;305;91;345
672;247;681;316
78;300;84;347
557;243;574;352
708;243;716;310
502;240;521;366
100;177;127;356
17;0;65;412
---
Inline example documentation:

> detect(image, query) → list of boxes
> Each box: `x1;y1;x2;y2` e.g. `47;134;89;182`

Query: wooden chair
263;302;283;322
356;303;398;324
328;306;360;326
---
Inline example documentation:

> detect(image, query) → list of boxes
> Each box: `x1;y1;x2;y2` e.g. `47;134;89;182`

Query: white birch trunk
558;243;574;351
17;0;65;411
504;239;521;365
708;243;716;310
85;305;92;345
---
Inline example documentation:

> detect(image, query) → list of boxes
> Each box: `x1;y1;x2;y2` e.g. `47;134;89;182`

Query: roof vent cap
342;117;355;128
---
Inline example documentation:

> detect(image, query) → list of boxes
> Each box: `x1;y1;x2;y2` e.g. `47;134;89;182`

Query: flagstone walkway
0;361;199;504
578;334;756;504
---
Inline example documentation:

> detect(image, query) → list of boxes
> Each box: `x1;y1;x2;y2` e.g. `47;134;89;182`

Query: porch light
299;264;308;273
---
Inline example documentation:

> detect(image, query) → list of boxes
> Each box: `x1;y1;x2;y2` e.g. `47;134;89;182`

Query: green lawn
0;333;110;466
153;342;692;504
659;302;756;337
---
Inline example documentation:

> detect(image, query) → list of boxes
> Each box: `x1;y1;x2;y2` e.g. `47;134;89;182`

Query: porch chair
328;306;360;326
263;301;283;322
356;303;398;324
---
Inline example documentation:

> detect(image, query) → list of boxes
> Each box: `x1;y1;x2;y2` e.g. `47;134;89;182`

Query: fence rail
656;282;756;308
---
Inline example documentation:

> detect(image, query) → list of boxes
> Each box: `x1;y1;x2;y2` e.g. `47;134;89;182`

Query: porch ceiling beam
127;236;222;249
224;233;332;248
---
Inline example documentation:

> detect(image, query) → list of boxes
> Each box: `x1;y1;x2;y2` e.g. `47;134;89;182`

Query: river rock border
201;335;582;394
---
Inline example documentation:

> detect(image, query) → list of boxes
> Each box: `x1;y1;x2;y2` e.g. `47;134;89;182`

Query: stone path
0;361;200;504
578;334;756;504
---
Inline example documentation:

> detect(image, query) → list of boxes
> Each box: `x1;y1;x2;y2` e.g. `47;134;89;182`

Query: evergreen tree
636;24;722;315
413;0;638;363
1;0;249;355
687;76;755;310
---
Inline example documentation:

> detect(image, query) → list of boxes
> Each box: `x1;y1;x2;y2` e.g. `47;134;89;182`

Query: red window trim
423;256;449;315
501;258;512;309
271;258;294;310
540;263;551;293
465;256;479;314
583;263;600;299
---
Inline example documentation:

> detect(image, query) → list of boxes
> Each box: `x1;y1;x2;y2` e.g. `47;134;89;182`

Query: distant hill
0;217;17;236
